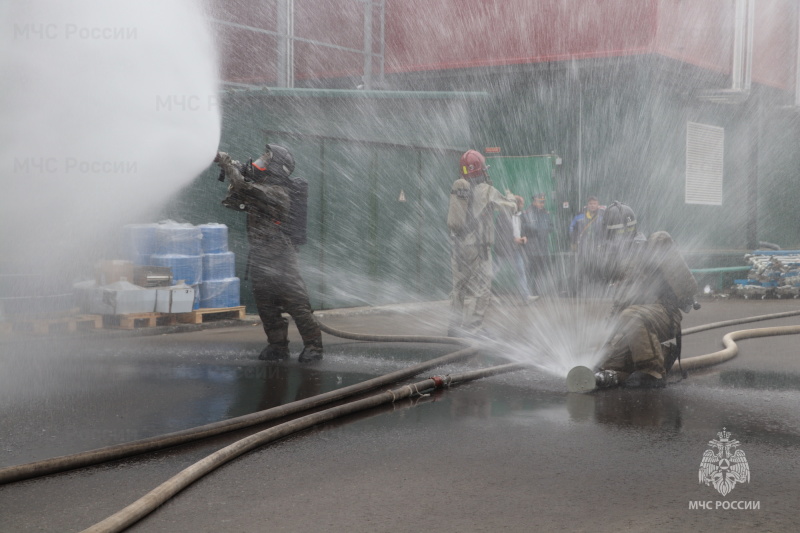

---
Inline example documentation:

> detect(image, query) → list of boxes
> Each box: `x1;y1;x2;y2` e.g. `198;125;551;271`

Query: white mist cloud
0;0;220;275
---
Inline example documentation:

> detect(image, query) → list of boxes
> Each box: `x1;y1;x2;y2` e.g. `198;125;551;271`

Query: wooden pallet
2;314;103;335
175;306;246;324
103;312;178;330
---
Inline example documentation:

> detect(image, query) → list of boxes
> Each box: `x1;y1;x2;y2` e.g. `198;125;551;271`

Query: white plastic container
155;281;195;314
90;280;157;315
72;280;98;314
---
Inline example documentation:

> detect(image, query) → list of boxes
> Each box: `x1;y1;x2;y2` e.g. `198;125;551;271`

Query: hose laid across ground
81;362;526;533
678;308;800;370
4;306;800;532
682;308;800;335
4;308;800;485
78;307;800;532
681;325;800;370
0;326;475;485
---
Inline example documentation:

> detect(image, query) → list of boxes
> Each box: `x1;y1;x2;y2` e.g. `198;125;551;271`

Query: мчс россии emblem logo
699;428;750;496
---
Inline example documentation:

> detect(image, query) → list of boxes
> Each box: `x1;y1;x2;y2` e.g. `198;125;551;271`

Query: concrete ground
1;296;799;532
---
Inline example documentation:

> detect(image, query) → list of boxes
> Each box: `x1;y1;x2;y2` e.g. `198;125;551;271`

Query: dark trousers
527;253;552;296
249;245;322;350
601;304;680;379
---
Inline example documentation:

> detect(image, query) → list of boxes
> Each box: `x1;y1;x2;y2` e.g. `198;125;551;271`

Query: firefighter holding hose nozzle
567;201;699;392
214;144;323;363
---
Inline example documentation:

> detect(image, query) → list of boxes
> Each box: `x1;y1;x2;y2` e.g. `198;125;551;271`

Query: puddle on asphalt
4;334;800;469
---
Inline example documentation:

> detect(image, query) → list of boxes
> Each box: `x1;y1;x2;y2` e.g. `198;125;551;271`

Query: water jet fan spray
0;0;221;278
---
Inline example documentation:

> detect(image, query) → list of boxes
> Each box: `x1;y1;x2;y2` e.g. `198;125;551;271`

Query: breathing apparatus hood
648;231;699;311
603;201;637;240
251;144;295;182
459;150;488;179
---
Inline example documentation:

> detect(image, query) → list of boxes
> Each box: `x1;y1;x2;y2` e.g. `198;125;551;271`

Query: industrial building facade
174;0;800;309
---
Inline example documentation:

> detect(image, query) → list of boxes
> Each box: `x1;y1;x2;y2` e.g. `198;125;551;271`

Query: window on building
685;121;724;205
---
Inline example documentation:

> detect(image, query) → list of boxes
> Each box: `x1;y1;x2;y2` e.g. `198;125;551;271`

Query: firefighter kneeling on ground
447;149;517;337
215;144;323;363
594;201;699;388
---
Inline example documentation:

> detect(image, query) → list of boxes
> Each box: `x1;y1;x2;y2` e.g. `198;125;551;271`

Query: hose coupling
429;375;452;389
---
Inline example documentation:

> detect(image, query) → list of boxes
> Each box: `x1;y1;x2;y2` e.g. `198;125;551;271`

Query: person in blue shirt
569;196;605;295
522;193;553;296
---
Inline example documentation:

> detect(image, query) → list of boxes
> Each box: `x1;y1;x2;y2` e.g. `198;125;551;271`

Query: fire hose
2;309;800;532
81;362;525;533
0;326;475;485
679;309;800;370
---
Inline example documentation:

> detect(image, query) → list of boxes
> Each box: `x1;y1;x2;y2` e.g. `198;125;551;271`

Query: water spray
1;0;221;278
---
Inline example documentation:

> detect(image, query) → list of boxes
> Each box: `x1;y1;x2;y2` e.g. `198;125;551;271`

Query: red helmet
459;150;487;178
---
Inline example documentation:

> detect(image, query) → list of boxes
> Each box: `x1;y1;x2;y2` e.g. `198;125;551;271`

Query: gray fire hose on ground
679;310;800;370
81;362;525;533
0;327;475;485
2;310;800;532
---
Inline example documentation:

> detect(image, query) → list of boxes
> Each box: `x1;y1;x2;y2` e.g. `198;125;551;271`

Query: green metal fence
168;88;487;310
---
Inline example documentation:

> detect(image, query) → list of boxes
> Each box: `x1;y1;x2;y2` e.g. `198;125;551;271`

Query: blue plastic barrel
202;252;236;281
149;254;203;286
155;222;203;256
122;223;158;265
200;277;240;308
199;223;229;254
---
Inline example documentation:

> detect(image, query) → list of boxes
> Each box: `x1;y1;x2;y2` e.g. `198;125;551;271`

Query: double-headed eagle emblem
699;428;750;496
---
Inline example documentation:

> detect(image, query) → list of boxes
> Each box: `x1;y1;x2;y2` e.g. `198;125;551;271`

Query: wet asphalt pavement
1;297;799;532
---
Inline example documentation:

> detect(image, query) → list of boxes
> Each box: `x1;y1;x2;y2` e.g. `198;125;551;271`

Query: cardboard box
89;281;156;315
155;285;195;314
95;260;134;286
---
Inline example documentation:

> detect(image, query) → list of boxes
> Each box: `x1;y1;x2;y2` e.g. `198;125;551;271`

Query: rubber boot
298;342;323;363
259;342;289;361
260;323;290;361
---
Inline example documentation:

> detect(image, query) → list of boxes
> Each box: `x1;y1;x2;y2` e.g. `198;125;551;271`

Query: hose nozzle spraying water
566;366;621;393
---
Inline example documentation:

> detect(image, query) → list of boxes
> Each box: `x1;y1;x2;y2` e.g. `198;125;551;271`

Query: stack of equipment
198;223;240;309
732;250;800;299
122;223;159;265
149;222;203;309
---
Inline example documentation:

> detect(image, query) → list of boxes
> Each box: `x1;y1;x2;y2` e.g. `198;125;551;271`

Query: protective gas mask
252;147;272;173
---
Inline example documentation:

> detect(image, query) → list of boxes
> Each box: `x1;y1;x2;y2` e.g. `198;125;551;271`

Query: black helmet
251;144;295;182
603;201;637;240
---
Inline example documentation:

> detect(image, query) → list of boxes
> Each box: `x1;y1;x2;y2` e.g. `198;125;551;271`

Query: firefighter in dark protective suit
594;201;698;388
215;145;323;363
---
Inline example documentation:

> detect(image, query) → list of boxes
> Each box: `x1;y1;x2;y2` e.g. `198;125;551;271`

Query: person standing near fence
569;195;605;295
495;195;534;305
523;193;553;296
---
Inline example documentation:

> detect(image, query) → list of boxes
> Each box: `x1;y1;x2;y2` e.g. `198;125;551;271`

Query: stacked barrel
198;223;240;308
123;221;239;309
